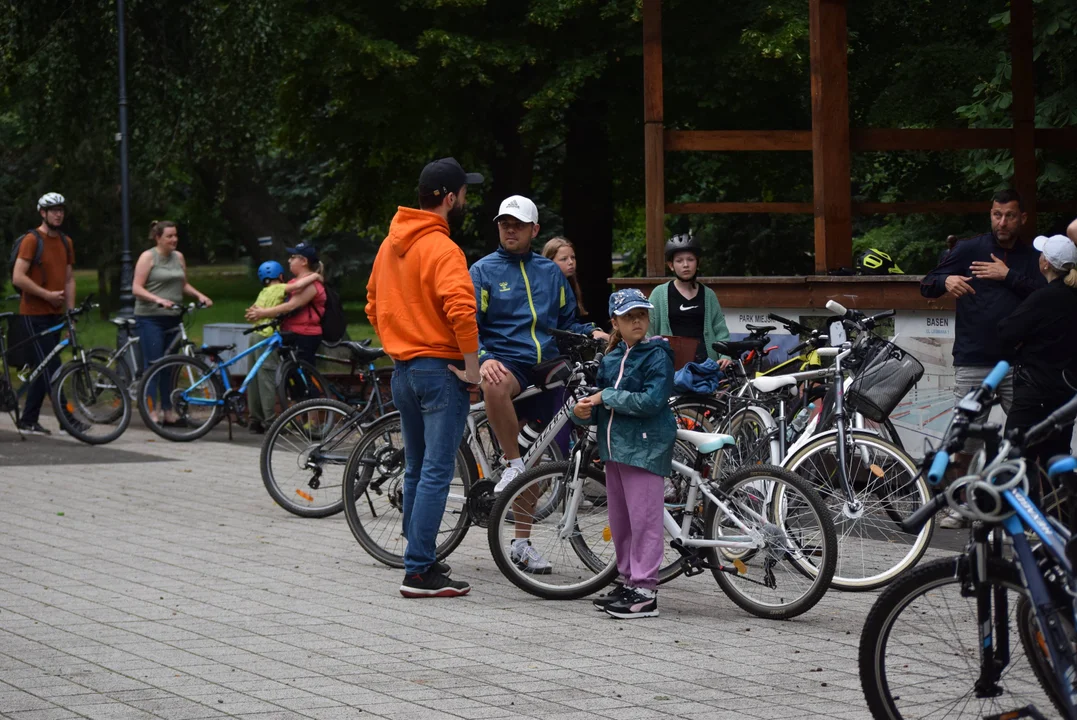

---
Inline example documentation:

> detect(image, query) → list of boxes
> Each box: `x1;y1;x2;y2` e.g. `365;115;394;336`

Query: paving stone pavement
0;418;897;720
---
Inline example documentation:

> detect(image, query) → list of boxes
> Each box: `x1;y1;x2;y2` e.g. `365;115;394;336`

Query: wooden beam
1036;129;1077;150
665;130;812;152
854;202;988;215
851;128;1013;151
809;0;852;273
667;202;812;214
642;0;665;277
1011;0;1037;235
609;275;955;311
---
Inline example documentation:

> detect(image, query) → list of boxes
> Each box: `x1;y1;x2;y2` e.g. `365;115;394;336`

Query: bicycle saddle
110;317;137;327
745;324;776;334
676;428;736;454
712;339;768;356
338;341;386;363
201;344;236;356
750;375;798;394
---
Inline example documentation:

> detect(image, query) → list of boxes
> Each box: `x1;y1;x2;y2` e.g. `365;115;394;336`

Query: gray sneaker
938;508;969;529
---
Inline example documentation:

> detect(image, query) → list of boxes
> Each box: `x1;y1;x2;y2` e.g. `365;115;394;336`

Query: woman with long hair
543;237;608;340
132;221;213;425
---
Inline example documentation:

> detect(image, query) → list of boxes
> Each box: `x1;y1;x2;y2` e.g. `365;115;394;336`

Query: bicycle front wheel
52;361;132;445
785;431;931;591
704;464;836;619
342;413;476;568
137;355;222;441
261;398;363;518
87;347;134;388
488;460;618;600
860;555;1056;720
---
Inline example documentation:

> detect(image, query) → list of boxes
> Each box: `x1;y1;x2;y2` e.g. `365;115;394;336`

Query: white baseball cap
1033;234;1077;271
494;195;539;224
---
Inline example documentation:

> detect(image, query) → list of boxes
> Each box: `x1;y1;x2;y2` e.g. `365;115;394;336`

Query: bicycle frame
182;333;283;406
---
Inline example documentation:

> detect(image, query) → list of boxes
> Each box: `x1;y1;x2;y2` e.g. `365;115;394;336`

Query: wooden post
643;0;665;277
809;0;852;273
1011;0;1036;237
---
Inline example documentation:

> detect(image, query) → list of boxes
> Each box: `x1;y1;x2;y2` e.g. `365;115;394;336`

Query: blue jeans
391;357;470;575
136;315;181;411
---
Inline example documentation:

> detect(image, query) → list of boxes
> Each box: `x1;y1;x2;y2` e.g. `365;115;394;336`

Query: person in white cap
998;234;1077;483
469;194;604;574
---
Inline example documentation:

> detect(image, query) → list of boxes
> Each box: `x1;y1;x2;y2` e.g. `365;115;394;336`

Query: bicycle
259;339;394;518
0;295;131;444
487;424;837;618
86;302;207;396
341;329;604;568
859;361;1077;720
136;318;328;442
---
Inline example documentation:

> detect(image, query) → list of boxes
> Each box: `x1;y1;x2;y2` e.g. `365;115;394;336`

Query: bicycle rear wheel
342;413;475;567
87;347;134;389
260;397;362;517
860;556;1056;720
276;359;330;409
704;464;836;619
52;361;131;445
487;460;618;600
784;431;931;591
137;355;222;441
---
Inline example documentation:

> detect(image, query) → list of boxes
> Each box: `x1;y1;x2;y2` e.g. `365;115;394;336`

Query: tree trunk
562;96;614;328
481;108;535;254
196;164;298;264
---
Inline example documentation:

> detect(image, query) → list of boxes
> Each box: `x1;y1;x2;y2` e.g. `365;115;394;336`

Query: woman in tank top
132;221;213;425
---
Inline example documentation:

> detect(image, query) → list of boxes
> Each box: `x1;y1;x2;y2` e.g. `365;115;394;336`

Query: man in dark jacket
921;189;1045;526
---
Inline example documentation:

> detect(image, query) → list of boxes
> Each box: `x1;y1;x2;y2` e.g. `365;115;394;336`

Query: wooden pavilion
620;0;1077;311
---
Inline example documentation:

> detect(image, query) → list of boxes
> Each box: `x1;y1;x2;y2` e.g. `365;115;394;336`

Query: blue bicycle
859;360;1077;720
136;318;326;442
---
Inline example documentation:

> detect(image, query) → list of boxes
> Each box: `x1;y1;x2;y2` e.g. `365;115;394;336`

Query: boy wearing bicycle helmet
646;233;730;366
246;260;322;433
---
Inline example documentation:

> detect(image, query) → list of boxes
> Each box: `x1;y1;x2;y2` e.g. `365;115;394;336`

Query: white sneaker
494;465;522;493
510;539;552;574
938;508;969;530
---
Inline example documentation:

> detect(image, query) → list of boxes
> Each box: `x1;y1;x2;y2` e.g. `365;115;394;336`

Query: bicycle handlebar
767;313;810;335
244;321;278;336
900;493;949;533
1026;391;1077;448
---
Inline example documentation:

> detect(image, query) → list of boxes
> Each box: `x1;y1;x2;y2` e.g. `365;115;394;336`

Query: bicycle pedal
680;559;705;577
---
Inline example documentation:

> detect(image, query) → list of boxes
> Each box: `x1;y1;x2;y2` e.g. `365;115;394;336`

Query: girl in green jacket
573;288;676;619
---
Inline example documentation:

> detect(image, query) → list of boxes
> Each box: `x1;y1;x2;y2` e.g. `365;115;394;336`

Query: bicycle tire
342;413;476;568
1016;594;1072;718
859;555;1057;720
260;397;363;518
488;460;618;600
87;347;134;388
137;354;223;442
784;431;931;591
276;359;330;410
670;394;727;433
704;464;836;619
51;361;132;445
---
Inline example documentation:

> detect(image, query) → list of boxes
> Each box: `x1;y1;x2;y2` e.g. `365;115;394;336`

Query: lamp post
116;0;134;317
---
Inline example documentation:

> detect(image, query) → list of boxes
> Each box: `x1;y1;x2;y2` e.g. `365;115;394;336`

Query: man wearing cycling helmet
10;193;76;435
646;233;730;365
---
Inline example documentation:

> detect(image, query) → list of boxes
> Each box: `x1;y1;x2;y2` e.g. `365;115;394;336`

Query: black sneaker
605;588;658;619
592;584;630;611
248;421;266;435
400;571;470;598
59;418;91;436
433;560;452;577
16;421;50;436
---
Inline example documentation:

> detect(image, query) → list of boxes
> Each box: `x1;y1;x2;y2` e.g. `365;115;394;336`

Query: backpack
7;229;72;295
314;283;347;343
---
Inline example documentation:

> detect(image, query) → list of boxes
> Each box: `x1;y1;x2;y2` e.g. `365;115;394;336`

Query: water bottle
517;419;543;454
787;402;815;443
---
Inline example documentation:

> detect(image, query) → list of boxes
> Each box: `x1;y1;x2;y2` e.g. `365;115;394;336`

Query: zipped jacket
920;233;1043;366
470;247;594;366
572;337;677;477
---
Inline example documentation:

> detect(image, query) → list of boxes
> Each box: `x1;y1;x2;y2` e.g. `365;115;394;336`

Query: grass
66;265;380;351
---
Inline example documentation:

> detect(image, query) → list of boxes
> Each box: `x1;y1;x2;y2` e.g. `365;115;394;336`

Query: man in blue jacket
921;189;1044;526
471;195;602;570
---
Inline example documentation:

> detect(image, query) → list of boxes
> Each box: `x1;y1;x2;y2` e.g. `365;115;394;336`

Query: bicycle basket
845;336;924;423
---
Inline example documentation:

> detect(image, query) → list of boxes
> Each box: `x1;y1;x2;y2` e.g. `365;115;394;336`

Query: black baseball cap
285;241;319;265
418;158;484;199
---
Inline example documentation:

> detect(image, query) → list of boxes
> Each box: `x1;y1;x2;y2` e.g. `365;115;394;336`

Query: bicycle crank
467;480;497;528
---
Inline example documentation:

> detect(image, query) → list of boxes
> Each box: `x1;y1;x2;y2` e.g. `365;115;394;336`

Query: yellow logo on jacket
499;281;511;292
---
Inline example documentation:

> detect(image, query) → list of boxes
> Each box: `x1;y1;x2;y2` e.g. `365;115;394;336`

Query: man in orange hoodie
366;158;483;598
